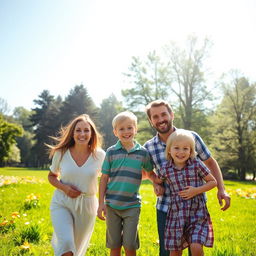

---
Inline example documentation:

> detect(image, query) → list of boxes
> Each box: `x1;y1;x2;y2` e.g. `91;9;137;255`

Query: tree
0;98;10;115
0;115;23;166
122;51;170;111
12;107;35;166
59;84;98;126
99;94;123;149
164;35;213;130
211;73;256;180
7;144;21;165
16;131;35;167
122;36;214;139
13;107;34;133
30;85;98;168
30;90;62;167
135;112;156;144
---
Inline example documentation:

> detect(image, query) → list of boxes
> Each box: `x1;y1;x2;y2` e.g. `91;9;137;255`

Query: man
143;100;231;256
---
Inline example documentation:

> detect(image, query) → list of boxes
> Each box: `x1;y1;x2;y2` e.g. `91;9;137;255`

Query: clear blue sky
1;0;256;113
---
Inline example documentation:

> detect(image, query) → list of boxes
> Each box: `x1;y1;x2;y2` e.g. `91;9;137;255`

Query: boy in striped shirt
97;111;161;256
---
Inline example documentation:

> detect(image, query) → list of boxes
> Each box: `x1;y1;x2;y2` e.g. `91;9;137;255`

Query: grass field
0;167;256;256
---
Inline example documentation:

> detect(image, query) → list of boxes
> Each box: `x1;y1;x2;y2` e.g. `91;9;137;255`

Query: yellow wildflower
0;220;8;226
20;241;30;250
11;212;20;218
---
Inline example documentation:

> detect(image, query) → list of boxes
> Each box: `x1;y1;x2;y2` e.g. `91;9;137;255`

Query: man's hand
218;189;231;211
97;203;107;220
203;157;231;211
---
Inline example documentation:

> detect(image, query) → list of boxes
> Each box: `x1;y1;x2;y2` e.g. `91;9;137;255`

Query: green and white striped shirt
102;140;153;210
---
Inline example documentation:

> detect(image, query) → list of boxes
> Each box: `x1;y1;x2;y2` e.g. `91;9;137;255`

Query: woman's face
73;120;92;146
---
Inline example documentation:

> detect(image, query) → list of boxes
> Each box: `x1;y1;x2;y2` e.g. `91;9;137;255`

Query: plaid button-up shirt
143;127;211;213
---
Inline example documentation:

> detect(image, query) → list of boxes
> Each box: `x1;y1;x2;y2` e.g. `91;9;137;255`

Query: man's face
149;105;174;134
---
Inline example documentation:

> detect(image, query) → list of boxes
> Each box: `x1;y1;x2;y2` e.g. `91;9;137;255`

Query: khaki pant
106;205;140;250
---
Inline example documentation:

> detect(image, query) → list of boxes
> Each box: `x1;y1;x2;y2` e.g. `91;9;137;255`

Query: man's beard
154;121;172;134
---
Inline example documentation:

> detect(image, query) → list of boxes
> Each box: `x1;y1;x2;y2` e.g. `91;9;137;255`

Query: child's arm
142;169;148;180
147;170;163;185
179;173;217;200
142;169;162;184
97;173;109;220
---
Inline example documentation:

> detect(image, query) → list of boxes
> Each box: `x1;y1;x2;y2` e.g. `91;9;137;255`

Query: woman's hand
63;184;81;198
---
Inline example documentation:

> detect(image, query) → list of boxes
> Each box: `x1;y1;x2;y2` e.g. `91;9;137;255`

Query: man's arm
203;156;231;211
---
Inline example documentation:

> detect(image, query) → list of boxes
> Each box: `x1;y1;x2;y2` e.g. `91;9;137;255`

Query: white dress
50;148;105;256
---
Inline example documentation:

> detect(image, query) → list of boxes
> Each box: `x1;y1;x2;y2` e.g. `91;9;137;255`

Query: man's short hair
145;100;173;119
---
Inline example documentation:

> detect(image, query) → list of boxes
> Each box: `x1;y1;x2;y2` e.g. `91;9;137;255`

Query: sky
0;0;256;113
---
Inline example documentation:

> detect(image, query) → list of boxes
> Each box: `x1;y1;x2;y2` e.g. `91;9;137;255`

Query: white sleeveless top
50;148;106;256
50;148;105;195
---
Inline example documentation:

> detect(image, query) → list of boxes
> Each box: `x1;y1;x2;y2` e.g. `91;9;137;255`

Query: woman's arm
48;171;81;198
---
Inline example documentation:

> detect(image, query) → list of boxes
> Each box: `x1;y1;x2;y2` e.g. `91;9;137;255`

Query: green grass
0;167;255;255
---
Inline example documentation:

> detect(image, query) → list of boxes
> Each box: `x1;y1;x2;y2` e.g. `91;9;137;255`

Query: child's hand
178;186;198;200
97;203;107;220
153;183;165;196
154;176;164;185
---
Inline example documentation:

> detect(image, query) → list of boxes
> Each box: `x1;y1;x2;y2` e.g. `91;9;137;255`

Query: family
47;100;231;256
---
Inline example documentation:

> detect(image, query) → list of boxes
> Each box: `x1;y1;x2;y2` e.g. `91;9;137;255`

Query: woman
47;114;105;256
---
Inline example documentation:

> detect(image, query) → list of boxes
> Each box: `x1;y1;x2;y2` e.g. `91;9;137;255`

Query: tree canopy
0;115;23;166
211;73;256;180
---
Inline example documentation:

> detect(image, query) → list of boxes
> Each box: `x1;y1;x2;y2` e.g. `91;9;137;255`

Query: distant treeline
1;36;255;180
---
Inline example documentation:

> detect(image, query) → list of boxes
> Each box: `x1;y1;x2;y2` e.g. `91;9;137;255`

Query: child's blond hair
165;129;196;160
112;111;137;129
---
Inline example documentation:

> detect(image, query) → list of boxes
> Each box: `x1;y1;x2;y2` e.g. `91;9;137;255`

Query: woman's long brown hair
46;114;102;159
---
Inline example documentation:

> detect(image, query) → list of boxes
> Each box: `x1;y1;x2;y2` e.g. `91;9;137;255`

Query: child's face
169;139;191;168
113;118;137;144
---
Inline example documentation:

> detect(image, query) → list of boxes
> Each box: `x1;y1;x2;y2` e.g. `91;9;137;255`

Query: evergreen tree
211;74;256;180
59;84;98;126
30;90;62;167
99;94;123;149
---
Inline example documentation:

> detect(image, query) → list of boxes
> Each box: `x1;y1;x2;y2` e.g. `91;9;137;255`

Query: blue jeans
157;209;170;256
157;209;191;256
